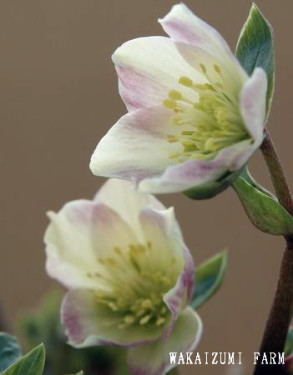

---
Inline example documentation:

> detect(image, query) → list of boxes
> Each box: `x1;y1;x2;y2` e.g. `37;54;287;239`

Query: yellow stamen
178;76;193;87
168;90;183;100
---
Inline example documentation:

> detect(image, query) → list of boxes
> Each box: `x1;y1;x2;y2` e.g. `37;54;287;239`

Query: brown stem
253;239;293;375
260;131;293;216
253;132;293;375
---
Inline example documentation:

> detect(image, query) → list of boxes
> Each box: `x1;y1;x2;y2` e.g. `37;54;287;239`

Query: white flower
90;4;267;194
44;179;202;375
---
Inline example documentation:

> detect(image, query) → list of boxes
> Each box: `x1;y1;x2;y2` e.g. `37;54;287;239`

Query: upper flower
44;179;202;375
90;4;268;194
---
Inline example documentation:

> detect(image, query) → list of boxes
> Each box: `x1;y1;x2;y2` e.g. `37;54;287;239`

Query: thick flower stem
260;131;293;216
253;239;293;375
253;132;293;375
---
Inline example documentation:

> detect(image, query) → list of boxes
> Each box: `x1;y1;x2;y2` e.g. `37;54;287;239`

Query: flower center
163;63;251;162
86;242;179;329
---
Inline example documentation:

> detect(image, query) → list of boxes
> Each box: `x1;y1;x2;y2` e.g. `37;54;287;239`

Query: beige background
1;1;293;374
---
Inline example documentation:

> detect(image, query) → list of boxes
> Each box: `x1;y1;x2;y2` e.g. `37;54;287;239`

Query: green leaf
233;176;293;236
1;344;45;375
184;168;243;200
0;334;22;372
240;168;276;199
236;3;274;112
190;250;228;309
285;327;293;357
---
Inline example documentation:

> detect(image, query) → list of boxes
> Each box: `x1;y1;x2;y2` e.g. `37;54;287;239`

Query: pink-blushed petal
138;140;253;194
94;179;165;241
174;41;246;97
159;4;229;53
45;201;137;289
112;36;202;111
138;207;194;339
128;307;202;375
159;4;247;86
240;67;267;146
138;207;185;271
163;242;194;338
61;289;164;348
90;106;181;181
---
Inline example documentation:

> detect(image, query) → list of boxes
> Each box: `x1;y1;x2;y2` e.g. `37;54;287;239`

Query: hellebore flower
90;4;268;195
44;179;202;375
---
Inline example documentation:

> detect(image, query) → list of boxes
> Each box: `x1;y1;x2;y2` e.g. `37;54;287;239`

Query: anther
168;90;183;100
163;99;178;110
199;63;207;74
156;317;165;326
179;76;193;87
214;64;222;74
139;315;152;325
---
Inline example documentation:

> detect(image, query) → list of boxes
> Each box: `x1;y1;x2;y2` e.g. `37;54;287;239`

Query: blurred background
1;0;293;374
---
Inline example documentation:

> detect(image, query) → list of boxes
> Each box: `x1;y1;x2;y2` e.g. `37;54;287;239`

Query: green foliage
0;334;22;372
236;3;274;112
184;168;243;200
233;175;293;236
191;250;228;309
0;345;45;375
18;290;129;375
285;327;293;357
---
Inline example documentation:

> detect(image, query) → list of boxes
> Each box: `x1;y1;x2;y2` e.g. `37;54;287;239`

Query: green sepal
184;168;243;200
0;334;22;372
233;175;293;236
190;250;228;309
236;3;274;112
0;344;45;375
285;327;293;357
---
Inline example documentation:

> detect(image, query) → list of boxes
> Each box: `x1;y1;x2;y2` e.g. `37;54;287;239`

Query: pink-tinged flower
89;4;267;195
44;179;202;375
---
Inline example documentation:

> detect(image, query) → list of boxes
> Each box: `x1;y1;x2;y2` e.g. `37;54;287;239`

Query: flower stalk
253;133;293;375
260;131;293;217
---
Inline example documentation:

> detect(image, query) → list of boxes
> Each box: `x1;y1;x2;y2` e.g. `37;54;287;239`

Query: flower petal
45;201;137;289
160;4;233;58
112;36;202;111
240;67;267;146
61;289;163;347
94;179;165;241
90;106;180;181
138;207;194;338
174;41;246;97
139;140;253;194
128;307;202;375
159;4;247;88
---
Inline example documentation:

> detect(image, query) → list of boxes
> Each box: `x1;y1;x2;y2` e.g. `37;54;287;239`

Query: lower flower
44;179;202;375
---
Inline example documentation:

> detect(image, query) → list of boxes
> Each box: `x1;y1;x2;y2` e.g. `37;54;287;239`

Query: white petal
139;140;253;194
138;207;186;273
90;106;180;181
159;4;231;55
112;36;202;110
240;67;267;146
94;179;165;240
159;4;247;89
174;41;246;97
44;201;137;289
128;307;202;375
61;289;163;348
